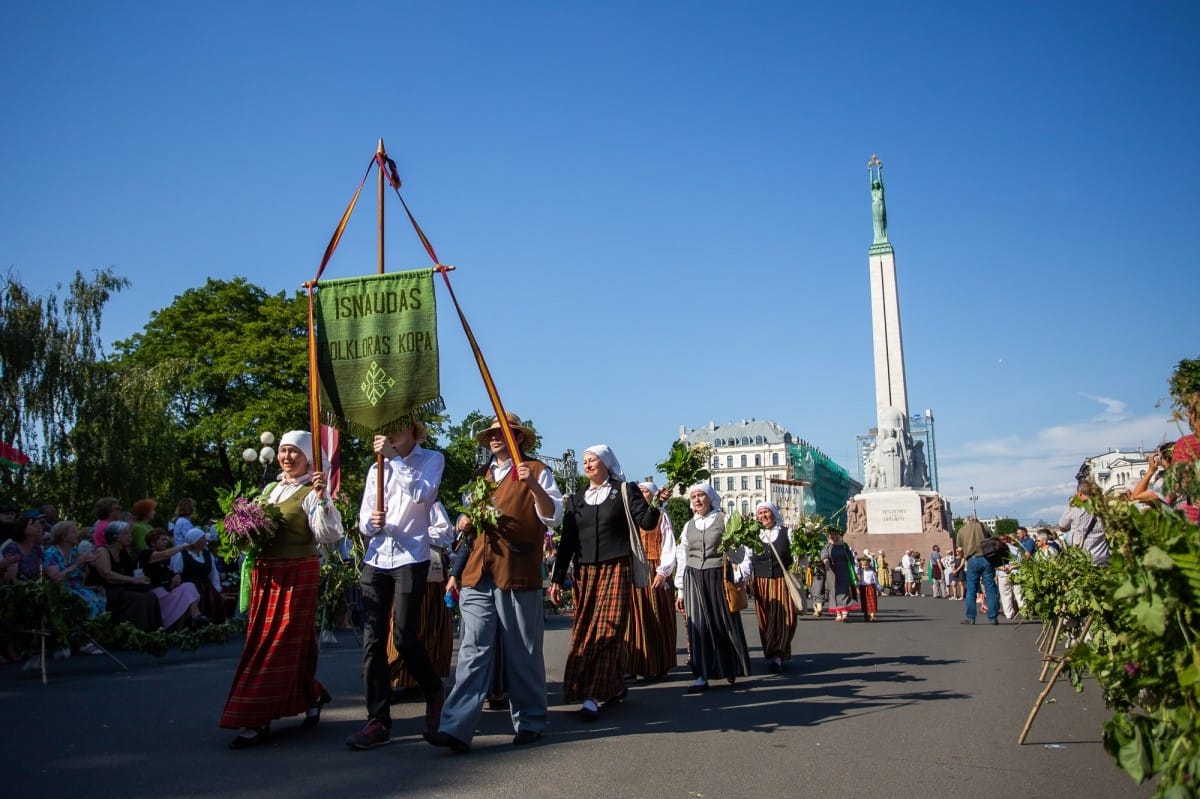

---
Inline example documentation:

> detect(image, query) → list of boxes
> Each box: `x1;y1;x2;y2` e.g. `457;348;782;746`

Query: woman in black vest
549;444;659;720
748;501;796;673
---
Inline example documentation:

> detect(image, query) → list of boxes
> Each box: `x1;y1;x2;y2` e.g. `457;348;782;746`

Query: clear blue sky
3;1;1197;524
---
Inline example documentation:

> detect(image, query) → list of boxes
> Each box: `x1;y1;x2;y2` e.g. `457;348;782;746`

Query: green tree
994;517;1019;536
664;496;690;541
1;267;130;513
113;278;310;516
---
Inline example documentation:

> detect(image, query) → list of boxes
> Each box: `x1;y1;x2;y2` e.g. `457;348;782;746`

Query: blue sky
3;1;1197;524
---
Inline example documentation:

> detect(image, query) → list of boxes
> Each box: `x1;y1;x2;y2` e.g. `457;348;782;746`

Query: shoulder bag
619;482;651;589
722;552;748;613
766;533;806;613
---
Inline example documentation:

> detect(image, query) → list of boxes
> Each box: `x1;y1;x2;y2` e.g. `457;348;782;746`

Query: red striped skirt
624;557;677;678
751;575;797;660
220;556;323;729
389;579;453;687
562;559;631;703
861;584;879;617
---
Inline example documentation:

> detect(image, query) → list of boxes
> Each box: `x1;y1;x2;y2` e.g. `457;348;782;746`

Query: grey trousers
437;577;547;743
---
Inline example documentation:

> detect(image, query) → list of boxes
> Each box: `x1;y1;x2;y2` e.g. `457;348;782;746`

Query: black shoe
300;688;332;730
486;691;509;711
685;682;709;694
346;720;392;750
602;687;628;707
989;619;1000;625
960;619;975;625
768;660;781;674
423;730;470;753
228;726;269;750
189;615;212;629
512;730;543;746
577;701;600;721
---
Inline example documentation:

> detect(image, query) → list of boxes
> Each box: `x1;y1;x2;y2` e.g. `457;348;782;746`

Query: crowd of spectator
0;495;232;670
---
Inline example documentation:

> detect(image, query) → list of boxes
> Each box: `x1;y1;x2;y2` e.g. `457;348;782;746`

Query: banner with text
314;270;443;437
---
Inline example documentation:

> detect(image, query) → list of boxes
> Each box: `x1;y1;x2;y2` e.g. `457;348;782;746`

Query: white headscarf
279;430;314;465
583;444;625;482
755;500;782;529
687;483;721;516
184;528;206;546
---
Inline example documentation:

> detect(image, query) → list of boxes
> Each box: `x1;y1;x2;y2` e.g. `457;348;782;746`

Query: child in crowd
858;555;879;622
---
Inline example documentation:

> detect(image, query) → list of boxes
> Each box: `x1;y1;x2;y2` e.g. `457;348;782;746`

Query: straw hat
475;412;534;445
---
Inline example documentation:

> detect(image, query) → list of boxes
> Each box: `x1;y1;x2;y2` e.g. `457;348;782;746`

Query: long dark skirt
751;576;797;661
562;558;631;703
683;566;751;682
389;578;452;688
104;585;162;632
220;556;323;729
624;556;677;678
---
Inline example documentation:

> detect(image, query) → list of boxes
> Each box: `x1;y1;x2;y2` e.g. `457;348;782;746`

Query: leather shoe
512;730;543;746
423;730;470;753
960;619;975;625
228;726;270;750
577;701;600;721
989;619;999;625
300;689;332;730
685;682;709;694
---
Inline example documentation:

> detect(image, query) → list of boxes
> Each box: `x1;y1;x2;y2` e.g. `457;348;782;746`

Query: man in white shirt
346;422;446;751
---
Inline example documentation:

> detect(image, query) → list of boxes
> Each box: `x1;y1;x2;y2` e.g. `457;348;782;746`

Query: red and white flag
319;424;341;499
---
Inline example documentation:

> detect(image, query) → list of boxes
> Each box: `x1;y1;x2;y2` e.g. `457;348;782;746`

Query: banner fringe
320;396;446;440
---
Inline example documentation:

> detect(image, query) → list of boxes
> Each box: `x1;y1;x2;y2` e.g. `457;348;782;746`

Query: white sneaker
80;642;103;656
22;655;43;671
52;648;71;661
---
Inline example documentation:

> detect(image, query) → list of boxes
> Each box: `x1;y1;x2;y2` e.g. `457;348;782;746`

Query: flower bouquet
456;476;501;533
720;511;762;555
215;483;282;562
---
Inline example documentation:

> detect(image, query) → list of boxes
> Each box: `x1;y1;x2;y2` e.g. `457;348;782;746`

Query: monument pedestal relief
845;156;951;559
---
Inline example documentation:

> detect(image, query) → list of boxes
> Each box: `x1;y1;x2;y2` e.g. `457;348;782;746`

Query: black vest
750;529;793;578
179;548;214;587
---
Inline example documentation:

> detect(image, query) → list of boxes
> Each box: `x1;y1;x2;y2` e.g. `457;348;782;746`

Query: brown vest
460;459;549;590
640;517;664;562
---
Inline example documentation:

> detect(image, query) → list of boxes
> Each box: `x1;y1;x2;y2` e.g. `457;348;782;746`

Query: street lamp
242;431;276;488
968;485;979;518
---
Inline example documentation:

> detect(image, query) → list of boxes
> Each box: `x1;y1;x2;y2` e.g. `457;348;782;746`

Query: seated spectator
92;497;122;547
171;528;226;623
88;520;163;631
170;497;198;547
3;514;46;584
130;498;158;553
139;528;209;630
42;520;106;659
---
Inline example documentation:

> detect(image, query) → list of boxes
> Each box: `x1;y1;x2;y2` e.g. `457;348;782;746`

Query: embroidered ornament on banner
314;269;444;437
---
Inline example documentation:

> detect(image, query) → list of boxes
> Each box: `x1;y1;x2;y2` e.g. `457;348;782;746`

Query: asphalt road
3;591;1153;799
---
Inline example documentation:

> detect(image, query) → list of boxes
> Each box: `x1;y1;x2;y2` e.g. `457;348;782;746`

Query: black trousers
360;561;440;726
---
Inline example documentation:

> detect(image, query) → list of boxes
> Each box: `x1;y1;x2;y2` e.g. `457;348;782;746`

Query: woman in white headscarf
220;430;344;749
673;483;752;693
748;501;797;673
624;481;677;680
548;444;660;720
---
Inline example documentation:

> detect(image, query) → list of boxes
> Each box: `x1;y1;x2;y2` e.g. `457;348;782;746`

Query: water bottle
444;586;459;608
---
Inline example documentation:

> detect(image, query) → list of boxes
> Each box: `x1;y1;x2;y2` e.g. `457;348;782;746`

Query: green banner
314;269;443;437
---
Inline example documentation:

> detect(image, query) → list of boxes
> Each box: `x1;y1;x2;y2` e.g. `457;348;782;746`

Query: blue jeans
964;556;999;622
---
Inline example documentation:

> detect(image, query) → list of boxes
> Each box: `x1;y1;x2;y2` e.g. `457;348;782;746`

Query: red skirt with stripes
220;556;324;729
562;559;631;703
751;575;798;660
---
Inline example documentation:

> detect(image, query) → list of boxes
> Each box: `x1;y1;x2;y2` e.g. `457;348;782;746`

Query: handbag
722;553;748;613
766;536;806;613
619;482;651;589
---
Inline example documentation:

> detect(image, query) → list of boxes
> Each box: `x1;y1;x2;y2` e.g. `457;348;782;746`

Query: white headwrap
184;528;206;546
583;444;624;482
687;482;721;514
279;430;314;466
754;500;782;528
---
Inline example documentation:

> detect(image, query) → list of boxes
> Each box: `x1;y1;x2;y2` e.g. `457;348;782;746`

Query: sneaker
22;655;43;671
52;648;71;661
79;642;104;656
345;720;391;750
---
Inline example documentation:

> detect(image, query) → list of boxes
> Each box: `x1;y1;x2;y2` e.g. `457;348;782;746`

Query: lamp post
968;485;979;518
242;431;276;488
466;418;492;466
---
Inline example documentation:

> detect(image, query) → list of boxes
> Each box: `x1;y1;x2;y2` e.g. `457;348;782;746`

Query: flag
0;443;30;471
314;269;444;437
319;424;341;500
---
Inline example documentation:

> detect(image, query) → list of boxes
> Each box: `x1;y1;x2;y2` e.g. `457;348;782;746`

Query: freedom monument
843;156;952;558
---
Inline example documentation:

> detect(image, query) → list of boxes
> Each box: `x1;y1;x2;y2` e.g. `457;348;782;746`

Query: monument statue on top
869;153;889;246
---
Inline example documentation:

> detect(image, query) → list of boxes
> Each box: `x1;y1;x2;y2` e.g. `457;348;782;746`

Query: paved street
3;592;1151;799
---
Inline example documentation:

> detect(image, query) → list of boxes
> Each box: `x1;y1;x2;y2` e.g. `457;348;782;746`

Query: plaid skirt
624;557;677;678
751;575;797;660
562;558;631;703
220;556;323;729
389;578;453;688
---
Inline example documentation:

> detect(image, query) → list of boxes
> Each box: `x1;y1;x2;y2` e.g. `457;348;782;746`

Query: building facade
680;419;860;527
1080;448;1154;496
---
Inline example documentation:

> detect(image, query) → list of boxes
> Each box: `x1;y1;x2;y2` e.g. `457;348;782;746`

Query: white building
1080;449;1154;496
